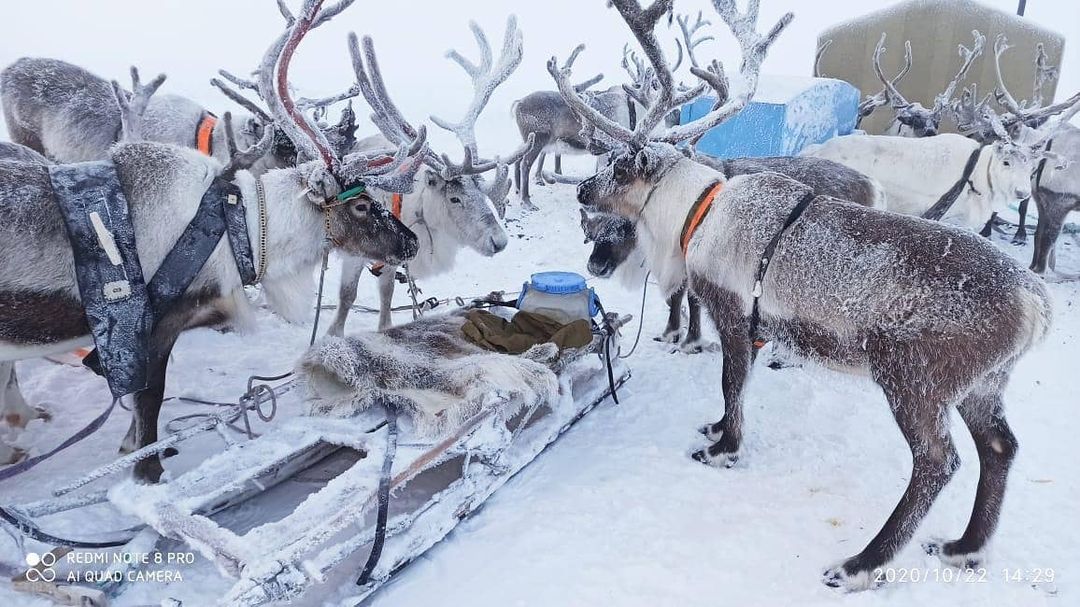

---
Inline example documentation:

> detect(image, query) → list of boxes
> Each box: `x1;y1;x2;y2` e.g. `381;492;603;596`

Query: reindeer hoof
133;457;165;484
822;560;881;591
691;446;738;468
162;447;179;459
922;539;984;570
678;340;704;354
698;424;724;442
33;406;52;423
653;330;681;345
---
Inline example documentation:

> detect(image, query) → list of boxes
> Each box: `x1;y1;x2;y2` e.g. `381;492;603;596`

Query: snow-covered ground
1;178;1078;606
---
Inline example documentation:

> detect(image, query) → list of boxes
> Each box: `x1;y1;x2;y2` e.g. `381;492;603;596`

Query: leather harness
921;145;985;221
680;181;724;257
50;162;256;397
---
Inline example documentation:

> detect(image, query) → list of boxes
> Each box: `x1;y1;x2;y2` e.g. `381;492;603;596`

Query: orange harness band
195;114;218;156
680;181;724;258
370;193;405;276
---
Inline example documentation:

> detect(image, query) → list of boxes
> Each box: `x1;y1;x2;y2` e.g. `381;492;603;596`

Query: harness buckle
751;280;763;298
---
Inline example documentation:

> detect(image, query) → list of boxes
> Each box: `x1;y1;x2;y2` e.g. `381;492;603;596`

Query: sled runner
2;307;630;606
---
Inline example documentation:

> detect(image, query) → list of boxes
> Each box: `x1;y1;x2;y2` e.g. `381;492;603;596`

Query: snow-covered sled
3;307;630;606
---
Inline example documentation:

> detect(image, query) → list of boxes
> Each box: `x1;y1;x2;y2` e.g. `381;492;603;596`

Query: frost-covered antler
1031;43;1058;108
111;66;167;143
675;11;714;71
219;112;277;180
991;36;1079;129
953;83;998;142
857;33;911;125
933;31;985;118
430;16;524;178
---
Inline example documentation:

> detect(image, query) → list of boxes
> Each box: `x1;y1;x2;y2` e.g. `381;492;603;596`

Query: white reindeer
554;0;1051;590
330;17;533;334
0;0;426;479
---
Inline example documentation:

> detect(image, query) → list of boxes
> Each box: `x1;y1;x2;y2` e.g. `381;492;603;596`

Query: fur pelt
299;310;563;439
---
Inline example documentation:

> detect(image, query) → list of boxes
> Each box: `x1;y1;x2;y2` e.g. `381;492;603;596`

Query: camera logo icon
25;552;57;583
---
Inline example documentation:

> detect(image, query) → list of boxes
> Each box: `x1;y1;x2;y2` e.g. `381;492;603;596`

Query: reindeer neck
638;158;723;259
235;166;327;283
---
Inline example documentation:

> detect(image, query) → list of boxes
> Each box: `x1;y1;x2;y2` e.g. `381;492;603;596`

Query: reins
922;145;985;221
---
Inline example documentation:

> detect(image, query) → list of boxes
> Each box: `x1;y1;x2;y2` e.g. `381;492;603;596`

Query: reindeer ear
579;207;590;226
425;168;444;188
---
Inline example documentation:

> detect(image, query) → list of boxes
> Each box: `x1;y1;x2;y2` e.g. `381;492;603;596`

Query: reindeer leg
692;286;751;466
130;309;191;483
923;370;1016;569
519;136;546;210
533;152;547;186
554;154;563;175
328;257;366;337
1011;197;1029;245
824;384;959;590
1;361;48;428
1029;192;1070;274
679;292;704;354
512;159;521;194
655;287;684;343
377;267;397;331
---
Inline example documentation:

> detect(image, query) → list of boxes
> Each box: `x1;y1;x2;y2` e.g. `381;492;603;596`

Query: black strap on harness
1033;137;1053;190
748;190;817;350
922;145;984;221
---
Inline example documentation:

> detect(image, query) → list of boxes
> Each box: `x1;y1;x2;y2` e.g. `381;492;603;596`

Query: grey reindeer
953;36;1080;272
0;0;426;482
329;17;533;334
580;154;884;353
1;54;357;173
555;0;1052;590
512;13;706;209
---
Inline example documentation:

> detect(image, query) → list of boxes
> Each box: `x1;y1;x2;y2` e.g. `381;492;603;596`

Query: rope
356;402;398;587
0;506;134;549
0;399;119;484
618;271;650;360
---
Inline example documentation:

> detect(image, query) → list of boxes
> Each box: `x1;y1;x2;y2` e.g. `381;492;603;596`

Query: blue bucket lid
529;271;587;295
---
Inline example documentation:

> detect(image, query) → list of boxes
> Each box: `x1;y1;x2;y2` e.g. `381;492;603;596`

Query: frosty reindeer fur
1;56;358;172
555;0;1052;591
330;17;535;334
581;153;885;352
0;0;427;481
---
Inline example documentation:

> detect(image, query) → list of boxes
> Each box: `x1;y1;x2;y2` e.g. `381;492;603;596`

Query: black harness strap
1033;137;1053;190
50;162;154;397
922;145;985;221
748;190;817;350
147;177;256;320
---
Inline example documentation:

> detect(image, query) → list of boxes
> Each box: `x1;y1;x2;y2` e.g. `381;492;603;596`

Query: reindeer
581;154;884;352
329;17;532;334
513;14;705;209
555;0;1052;590
0;0;426;481
0;141;48;164
953;35;1080;271
857;31;985;137
1;56;357;173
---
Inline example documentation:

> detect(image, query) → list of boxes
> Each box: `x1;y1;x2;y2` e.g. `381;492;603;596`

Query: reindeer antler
220;112;276;180
430;16;523;178
1031;43;1058;108
112;66;167;143
933;30;985;118
992;36;1077;130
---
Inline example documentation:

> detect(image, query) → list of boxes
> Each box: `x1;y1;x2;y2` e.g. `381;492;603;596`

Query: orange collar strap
391;193;403;219
680;181;724;257
195;113;218;156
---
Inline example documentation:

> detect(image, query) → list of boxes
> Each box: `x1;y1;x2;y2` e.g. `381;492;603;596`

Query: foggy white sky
1;0;1077;157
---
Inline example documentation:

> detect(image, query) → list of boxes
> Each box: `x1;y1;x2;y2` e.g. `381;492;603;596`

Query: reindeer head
214;0;428;266
580;208;638;277
553;0;791;216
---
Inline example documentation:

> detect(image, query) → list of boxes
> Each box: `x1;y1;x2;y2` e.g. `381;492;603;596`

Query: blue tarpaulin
682;76;860;159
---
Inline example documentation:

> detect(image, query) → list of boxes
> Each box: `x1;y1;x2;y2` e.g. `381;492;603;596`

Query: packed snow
2;0;1080;606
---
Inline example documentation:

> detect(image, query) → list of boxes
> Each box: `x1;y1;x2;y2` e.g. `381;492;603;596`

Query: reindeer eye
1002;160;1011;167
353;202;369;214
450;197;462;204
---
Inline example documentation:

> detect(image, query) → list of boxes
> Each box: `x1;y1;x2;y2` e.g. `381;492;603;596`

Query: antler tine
218;69;259;92
676;11;714;70
1002;90;1080;128
658;0;792;145
112;66;167;143
1031;43;1058;108
220;112;277;180
934;30;985;115
430;15;524;167
211;77;273;123
992;34;1024;116
573;73;605;92
295;84;361;111
814;39;832;78
276;0;295;25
